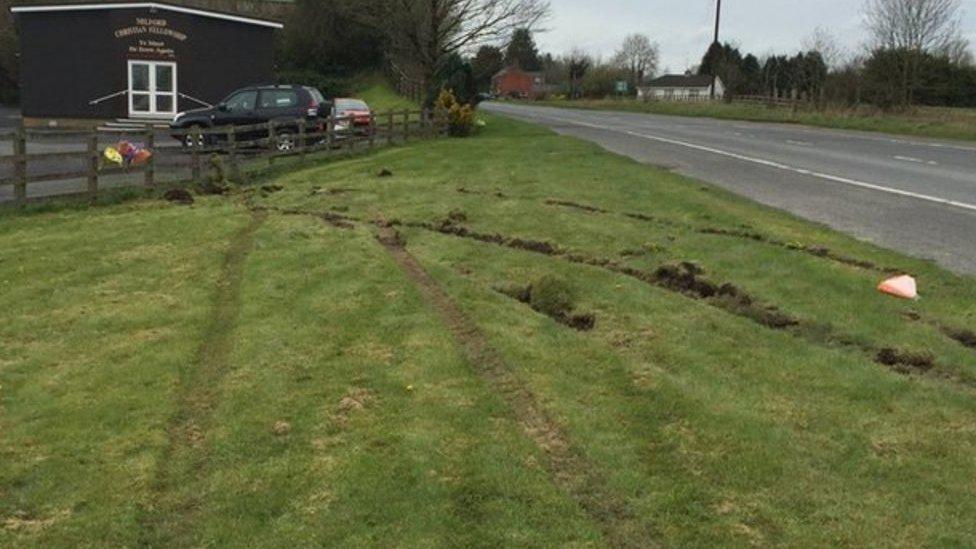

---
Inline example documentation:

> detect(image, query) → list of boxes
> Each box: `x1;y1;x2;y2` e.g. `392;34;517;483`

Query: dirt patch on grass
257;206;360;230
457;187;508;198
447;209;467;223
163;188;195;205
375;226;653;547
418;220;563;256
545;199;609;214
875;348;935;374
139;211;267;545
332;388;375;428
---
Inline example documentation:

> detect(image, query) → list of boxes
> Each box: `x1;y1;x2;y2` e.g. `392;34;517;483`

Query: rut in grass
138;211;267;546
541;194;900;273
243;199;968;386
375;226;657;549
409;218;975;387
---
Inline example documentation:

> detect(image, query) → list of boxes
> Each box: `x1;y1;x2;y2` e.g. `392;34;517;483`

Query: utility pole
710;0;722;100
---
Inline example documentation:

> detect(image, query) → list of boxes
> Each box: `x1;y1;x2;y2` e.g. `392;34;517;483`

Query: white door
128;61;177;118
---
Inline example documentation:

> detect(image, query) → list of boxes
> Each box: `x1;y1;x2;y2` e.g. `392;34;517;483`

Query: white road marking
786;139;812;146
505;108;976;214
894;155;939;166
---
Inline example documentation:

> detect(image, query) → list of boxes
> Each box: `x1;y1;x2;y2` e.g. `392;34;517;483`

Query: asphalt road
484;102;976;275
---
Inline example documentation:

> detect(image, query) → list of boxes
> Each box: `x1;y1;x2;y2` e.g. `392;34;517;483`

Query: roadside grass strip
2;114;976;546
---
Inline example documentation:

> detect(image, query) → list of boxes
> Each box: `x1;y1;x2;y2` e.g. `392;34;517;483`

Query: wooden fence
0;109;445;207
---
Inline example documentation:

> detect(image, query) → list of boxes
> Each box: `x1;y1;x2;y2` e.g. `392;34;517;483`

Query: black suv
170;85;330;150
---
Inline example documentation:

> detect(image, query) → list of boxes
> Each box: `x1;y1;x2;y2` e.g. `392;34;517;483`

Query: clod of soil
875;348;935;374
261;184;284;194
567;313;596;331
163;188;194;205
653;263;719;299
448;209;468;223
496;276;596;332
943;326;976;349
378;168;393;177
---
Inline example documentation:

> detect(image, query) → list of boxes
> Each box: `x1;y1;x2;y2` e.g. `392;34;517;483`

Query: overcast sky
536;0;976;73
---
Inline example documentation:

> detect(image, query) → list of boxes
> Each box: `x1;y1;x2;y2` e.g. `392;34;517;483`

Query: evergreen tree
505;28;542;71
471;45;505;92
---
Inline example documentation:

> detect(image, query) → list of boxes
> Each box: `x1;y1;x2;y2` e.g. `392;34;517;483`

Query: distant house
637;74;725;101
492;66;547;99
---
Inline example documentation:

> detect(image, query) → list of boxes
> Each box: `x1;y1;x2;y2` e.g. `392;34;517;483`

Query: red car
332;98;374;136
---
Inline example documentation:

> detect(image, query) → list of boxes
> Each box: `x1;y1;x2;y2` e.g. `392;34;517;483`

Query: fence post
267;120;277;166
387;111;395;145
298;118;307;163
191;128;201;183
87;131;98;202
144;128;155;189
403;110;410;142
421;108;431;139
13;126;27;207
227;125;240;183
326;116;335;153
368;114;376;149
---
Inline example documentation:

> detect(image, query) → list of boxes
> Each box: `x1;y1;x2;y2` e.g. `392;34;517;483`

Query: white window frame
127;60;177;118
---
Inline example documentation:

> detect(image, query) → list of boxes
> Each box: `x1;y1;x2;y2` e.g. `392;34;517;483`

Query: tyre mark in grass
405;219;976;389
138;210;267;546
375;227;657;549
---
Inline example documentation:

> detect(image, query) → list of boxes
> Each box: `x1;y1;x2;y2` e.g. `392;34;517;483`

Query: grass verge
2;114;975;546
533;98;976;142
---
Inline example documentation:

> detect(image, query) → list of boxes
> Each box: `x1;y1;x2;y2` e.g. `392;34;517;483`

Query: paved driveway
484;102;976;274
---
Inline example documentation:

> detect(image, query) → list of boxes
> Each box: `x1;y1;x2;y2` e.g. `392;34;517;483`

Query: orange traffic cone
878;275;918;300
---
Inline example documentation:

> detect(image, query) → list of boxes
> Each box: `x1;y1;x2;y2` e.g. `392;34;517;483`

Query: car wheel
276;132;295;152
183;126;205;148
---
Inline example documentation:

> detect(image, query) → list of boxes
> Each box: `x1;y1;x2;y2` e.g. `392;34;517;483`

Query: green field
2;115;976;547
534;98;976;142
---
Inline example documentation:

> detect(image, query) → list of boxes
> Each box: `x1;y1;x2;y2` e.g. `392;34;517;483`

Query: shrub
436;89;477;137
529;275;576;319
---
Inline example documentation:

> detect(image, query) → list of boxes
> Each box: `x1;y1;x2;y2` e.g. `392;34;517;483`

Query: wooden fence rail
1;109;446;207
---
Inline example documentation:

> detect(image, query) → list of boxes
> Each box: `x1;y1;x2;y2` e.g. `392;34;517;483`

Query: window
259;90;299;109
128;61;176;117
226;91;257;111
334;99;369;113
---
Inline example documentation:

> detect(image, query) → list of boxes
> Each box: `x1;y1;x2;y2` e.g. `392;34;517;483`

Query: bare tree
863;0;964;105
566;48;591;99
802;26;848;70
377;0;550;86
613;33;659;89
940;36;974;66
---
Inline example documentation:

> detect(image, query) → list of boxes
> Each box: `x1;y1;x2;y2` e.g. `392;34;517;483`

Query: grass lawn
352;74;419;112
2;115;976;546
533;98;976;142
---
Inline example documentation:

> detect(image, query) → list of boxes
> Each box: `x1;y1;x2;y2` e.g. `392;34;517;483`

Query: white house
637;74;725;101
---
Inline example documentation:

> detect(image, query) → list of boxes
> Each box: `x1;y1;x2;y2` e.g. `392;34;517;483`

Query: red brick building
492;66;547;99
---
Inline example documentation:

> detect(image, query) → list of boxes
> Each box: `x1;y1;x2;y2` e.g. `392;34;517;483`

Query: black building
10;2;282;125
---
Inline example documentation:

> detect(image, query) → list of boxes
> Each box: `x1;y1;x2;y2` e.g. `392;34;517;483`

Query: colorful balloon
103;146;123;165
